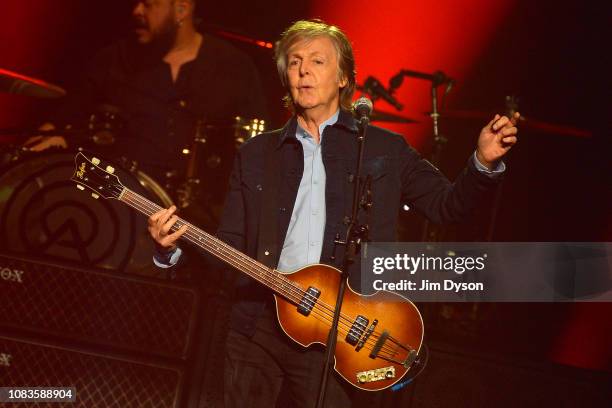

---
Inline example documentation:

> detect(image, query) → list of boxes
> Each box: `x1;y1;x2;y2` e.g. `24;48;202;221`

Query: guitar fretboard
119;188;301;301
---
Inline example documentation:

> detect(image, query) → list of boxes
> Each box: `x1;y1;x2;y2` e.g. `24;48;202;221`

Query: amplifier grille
0;253;198;359
0;335;182;408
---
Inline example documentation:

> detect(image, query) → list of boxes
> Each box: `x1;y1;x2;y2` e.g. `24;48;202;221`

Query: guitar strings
121;188;403;355
121;188;355;318
120;187;409;355
121;188;404;355
83;158;410;357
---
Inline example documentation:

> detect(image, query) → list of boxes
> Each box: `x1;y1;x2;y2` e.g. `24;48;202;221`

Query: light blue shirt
154;112;503;269
153;246;183;268
276;110;340;272
472;151;505;175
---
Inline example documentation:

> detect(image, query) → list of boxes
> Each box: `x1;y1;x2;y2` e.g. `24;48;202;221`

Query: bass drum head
0;150;173;277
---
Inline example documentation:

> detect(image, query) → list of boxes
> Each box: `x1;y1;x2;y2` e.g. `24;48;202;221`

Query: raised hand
476;112;520;169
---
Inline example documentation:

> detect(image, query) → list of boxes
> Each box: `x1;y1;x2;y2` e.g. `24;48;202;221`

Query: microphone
363;76;403;111
353;97;373;124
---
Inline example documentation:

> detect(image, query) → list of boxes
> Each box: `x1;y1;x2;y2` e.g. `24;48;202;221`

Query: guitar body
70;152;425;392
273;264;424;391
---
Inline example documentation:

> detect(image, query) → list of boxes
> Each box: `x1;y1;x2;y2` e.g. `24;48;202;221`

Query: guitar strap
256;131;282;268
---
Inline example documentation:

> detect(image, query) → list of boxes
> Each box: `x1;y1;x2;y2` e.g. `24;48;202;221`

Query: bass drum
0;150;173;277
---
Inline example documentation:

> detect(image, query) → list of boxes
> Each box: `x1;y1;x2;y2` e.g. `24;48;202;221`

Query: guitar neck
118;188;297;300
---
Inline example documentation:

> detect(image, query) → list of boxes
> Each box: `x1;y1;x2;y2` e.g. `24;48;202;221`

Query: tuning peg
105;165;115;174
76;184;85;191
92;157;100;165
91;193;99;199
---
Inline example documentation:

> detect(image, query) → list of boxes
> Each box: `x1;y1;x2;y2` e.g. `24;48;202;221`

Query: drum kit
0;68;265;276
0;67;592;277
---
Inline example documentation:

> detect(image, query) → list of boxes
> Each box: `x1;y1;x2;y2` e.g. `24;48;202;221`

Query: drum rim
0;149;173;274
1;149;173;206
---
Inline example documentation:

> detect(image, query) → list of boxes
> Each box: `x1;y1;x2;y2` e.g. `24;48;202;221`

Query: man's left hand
476;112;520;170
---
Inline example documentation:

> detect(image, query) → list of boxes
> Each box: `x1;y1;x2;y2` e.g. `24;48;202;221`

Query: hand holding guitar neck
147;205;188;252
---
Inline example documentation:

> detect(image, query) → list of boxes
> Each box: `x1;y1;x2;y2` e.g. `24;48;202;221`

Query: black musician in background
26;0;266;184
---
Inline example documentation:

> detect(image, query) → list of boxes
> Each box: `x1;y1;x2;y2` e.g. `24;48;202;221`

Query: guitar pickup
355;319;377;351
297;286;320;316
346;315;369;346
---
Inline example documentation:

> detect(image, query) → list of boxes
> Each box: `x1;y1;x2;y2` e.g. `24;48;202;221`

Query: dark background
0;0;610;394
2;0;609;242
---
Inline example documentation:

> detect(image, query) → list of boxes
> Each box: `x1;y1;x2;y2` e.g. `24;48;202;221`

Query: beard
127;13;179;72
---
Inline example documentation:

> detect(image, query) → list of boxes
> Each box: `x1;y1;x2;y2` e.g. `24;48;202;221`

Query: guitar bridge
297;286;320;316
369;330;389;359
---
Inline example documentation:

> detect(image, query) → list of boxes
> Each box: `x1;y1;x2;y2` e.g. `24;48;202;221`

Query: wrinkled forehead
286;35;339;61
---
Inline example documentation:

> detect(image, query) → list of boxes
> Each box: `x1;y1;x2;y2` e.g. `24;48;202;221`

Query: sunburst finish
274;264;424;391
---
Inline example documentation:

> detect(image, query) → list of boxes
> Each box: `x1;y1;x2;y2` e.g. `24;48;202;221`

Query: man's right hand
148;205;188;252
24;135;68;152
23;123;68;152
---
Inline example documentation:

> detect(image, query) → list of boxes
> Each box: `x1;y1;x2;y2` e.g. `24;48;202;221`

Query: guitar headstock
71;152;124;200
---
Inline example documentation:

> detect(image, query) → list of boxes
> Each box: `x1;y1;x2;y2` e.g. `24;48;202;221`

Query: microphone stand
315;114;371;408
420;74;449;242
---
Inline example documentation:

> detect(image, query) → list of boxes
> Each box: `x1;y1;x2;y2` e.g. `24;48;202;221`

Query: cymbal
517;116;592;138
431;109;592;138
370;110;419;124
0;68;66;98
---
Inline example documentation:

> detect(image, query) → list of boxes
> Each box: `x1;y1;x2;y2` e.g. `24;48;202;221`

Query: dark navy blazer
215;109;500;336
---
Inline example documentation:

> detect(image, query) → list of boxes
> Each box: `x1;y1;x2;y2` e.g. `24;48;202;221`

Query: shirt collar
278;109;358;148
296;110;340;142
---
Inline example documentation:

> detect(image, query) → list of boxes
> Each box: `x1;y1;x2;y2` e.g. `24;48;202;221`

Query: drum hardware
174;119;206;210
356;77;419;124
369;111;419;124
207;26;274;50
177;141;201;211
0;67;66;98
427;96;592;139
175;178;202;210
360;75;404;110
87;104;125;146
172;116;266;211
1;145;28;167
239;117;266;140
0;104;126;167
119;156;139;173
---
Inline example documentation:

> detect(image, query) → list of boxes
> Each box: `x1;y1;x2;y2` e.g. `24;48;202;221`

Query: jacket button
256;184;263;191
279;207;286;212
343;216;351;225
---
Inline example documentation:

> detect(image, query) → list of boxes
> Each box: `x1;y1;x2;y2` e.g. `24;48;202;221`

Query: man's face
286;36;347;114
132;0;177;44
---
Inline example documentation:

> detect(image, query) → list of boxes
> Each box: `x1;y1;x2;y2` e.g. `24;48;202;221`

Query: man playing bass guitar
148;19;519;408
